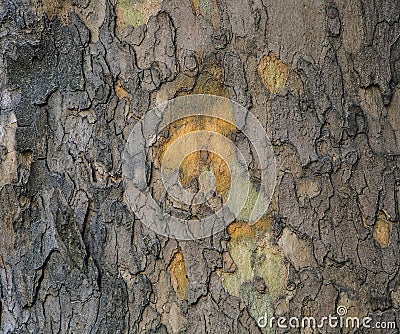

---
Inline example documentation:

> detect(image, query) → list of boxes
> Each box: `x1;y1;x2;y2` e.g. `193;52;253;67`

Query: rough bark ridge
1;0;400;333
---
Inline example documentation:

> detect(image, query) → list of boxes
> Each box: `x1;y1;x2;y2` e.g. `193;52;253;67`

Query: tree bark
1;0;400;333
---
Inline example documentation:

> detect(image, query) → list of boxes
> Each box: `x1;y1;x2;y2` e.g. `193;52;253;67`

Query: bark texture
1;0;400;333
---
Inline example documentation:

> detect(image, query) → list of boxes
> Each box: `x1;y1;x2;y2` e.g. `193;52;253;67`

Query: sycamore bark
1;0;400;333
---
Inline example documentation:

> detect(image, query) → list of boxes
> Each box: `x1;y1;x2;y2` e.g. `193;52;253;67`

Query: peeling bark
1;0;400;333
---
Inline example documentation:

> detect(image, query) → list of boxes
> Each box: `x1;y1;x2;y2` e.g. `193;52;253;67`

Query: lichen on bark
1;0;400;333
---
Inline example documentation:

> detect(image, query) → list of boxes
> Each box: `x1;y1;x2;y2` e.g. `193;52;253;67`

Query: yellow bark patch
189;0;200;16
257;52;289;94
206;65;224;82
168;249;189;300
373;211;392;248
192;74;230;97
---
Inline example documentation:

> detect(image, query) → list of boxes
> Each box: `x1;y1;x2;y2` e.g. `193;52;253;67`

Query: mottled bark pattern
1;0;400;333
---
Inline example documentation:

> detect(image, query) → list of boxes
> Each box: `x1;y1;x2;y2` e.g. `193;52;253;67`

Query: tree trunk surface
1;0;400;333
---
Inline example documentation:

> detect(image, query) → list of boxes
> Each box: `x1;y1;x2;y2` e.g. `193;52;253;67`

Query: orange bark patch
227;221;255;239
155;110;236;202
227;216;272;239
168;249;189;300
115;80;129;100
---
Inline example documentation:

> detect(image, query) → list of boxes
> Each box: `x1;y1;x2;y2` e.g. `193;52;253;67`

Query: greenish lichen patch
116;0;161;31
222;218;288;333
